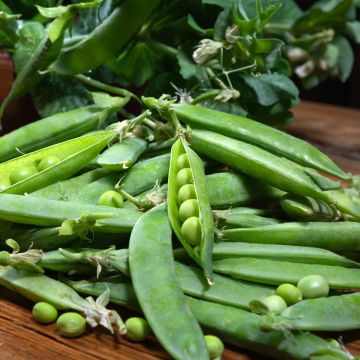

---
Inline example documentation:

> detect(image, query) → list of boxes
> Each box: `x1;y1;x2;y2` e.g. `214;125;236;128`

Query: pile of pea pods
0;93;359;360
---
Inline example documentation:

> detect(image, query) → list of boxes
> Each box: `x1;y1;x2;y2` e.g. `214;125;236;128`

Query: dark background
298;0;360;109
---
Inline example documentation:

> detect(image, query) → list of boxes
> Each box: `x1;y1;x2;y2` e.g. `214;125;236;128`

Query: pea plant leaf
32;73;91;117
333;35;354;82
241;73;299;107
345;21;360;43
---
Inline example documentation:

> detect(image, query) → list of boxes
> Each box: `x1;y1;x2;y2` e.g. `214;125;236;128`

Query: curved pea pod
209;242;360;268
30;168;111;201
206;172;284;208
280;194;341;221
265;292;360;332
223;222;360;251
212;257;360;289
168;138;215;283
0;194;141;233
323;190;360;219
50;0;160;75
164;101;350;181
129;204;209;360
97;137;147;170
303;167;341;191
0;103;127;163
190;129;329;202
0;130;115;195
68;277;352;360
213;209;281;228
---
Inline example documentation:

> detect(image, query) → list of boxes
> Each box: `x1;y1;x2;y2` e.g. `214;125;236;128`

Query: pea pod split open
0;130;115;195
168;138;215;283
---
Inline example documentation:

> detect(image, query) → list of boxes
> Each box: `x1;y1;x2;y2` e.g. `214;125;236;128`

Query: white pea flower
193;39;223;65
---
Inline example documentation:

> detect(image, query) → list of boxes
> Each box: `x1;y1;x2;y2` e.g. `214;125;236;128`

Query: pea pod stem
75;74;139;103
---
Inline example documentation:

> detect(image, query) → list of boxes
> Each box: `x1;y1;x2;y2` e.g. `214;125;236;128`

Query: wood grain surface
0;90;359;358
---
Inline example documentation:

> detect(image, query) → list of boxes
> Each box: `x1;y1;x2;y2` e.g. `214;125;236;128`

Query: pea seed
297;275;329;299
261;295;287;314
125;317;151;342
177;153;190;169
178;184;197;204
181;216;202;246
98;190;124;208
38;155;61;171
9;166;38;184
32;302;58;324
276;283;302;305
176;168;193;187
179;199;199;222
205;335;225;359
56;312;86;338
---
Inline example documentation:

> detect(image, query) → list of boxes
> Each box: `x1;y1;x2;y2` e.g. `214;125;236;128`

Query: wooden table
0;101;359;359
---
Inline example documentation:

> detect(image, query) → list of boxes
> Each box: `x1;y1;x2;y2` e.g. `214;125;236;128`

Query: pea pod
168;138;215;283
67;277;352;360
189;129;329;202
205;172;284;208
0;194;141;233
0;130;115;195
271;292;360;331
129;204;208;360
50;0;160;75
208;242;360;268
143;99;349;181
223;222;360;251
212;257;360;289
97;137;148;170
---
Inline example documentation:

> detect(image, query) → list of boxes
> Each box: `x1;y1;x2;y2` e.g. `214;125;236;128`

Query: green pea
38;155;61;172
56;312;86;338
179;199;199;222
181;216;202;246
9;166;38;184
98;190;124;208
176;168;193;187
178;184;197;204
205;335;224;359
125;317;151;342
177;153;190;169
32;302;58;324
276;283;302;305
297;275;329;299
261;295;287;314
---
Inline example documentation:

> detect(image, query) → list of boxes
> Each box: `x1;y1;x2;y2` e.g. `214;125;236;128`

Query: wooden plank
0;100;359;359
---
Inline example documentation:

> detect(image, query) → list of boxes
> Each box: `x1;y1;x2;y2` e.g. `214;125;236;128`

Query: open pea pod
0;130;115;195
168;138;215;284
